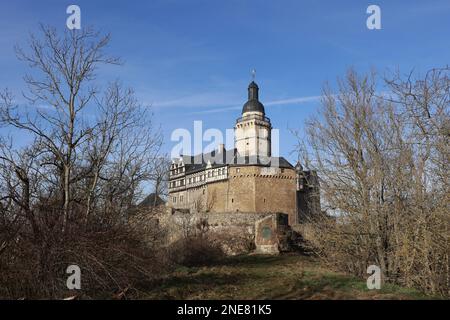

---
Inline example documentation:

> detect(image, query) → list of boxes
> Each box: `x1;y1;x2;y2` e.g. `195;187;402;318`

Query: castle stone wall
159;210;285;255
170;165;297;224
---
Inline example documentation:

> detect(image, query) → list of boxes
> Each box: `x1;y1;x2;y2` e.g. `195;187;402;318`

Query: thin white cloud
190;95;322;115
265;95;322;106
191;105;241;114
150;92;241;109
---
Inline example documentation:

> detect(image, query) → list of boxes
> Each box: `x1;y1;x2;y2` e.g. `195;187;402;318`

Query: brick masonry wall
170;165;297;223
158;210;285;255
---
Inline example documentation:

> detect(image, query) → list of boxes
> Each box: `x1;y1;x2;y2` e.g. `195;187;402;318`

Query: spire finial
251;69;256;81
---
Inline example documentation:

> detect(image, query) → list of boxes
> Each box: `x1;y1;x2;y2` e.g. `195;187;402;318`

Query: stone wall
158;210;289;255
254;213;290;254
168;165;297;224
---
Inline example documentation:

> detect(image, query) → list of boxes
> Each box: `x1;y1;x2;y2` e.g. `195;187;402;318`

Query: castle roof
138;193;165;207
176;148;294;175
242;81;265;114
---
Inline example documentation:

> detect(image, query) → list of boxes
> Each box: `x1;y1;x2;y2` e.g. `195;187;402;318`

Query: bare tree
0;25;165;298
149;155;171;206
1;25;120;232
295;68;449;296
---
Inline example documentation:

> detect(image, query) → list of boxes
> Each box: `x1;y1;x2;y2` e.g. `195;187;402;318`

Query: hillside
142;254;430;300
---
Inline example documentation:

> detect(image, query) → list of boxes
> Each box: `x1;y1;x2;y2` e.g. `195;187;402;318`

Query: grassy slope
142;254;431;300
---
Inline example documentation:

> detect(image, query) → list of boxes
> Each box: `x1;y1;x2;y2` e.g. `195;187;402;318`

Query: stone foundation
158;209;291;255
254;213;290;254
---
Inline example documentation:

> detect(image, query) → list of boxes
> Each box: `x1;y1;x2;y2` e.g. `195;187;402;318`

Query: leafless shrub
295;67;449;296
0;25;167;299
167;217;224;267
167;234;224;267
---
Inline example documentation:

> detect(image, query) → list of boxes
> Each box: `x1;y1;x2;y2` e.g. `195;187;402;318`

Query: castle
167;81;319;227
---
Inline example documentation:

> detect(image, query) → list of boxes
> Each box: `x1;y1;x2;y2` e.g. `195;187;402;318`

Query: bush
167;235;224;267
296;68;450;297
0;221;167;299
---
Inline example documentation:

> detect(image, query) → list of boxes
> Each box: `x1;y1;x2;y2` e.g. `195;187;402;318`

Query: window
231;198;234;203
236;168;240;173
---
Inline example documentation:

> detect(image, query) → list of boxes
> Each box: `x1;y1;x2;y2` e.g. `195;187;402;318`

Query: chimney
218;143;225;153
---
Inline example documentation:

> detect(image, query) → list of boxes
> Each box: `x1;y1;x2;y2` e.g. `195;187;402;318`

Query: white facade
235;111;272;157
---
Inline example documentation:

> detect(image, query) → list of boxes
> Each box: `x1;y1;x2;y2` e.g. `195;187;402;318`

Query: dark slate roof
242;81;265;114
232;155;294;169
176;148;294;174
242;99;265;114
138;193;165;207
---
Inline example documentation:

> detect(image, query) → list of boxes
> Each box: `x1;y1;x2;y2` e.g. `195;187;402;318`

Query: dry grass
141;254;433;300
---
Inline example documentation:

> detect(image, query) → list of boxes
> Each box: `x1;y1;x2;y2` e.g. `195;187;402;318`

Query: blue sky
0;0;449;163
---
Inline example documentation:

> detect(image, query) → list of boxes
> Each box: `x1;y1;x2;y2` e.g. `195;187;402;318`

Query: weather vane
251;69;256;81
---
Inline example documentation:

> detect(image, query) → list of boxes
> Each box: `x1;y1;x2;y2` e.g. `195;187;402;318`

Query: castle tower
235;81;272;157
